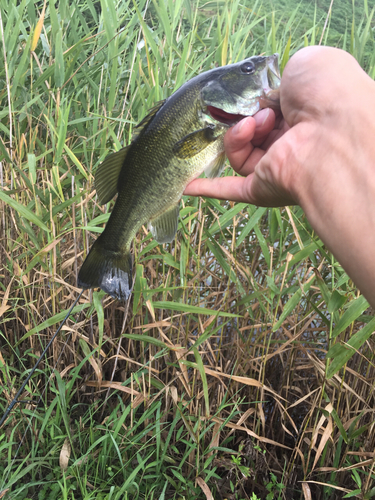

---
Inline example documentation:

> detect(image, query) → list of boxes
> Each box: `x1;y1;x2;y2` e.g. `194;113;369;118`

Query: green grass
1;0;375;498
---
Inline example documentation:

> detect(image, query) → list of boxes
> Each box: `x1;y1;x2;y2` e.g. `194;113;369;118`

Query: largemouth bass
78;54;281;300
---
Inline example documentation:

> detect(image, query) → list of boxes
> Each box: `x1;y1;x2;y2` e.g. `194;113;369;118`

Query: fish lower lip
259;88;281;108
207;105;245;125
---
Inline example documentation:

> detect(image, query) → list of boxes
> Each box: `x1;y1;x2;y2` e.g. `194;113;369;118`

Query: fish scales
78;54;281;300
100;87;225;247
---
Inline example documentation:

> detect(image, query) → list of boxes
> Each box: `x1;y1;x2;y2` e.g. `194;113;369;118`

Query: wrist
294;84;375;306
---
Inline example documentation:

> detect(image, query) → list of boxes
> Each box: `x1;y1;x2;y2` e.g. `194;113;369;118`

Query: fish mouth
259;62;281;108
205;54;281;125
207;105;245;126
258;88;281;109
206;89;280;126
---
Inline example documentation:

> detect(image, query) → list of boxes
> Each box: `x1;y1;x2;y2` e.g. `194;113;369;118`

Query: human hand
185;46;375;306
185;46;375;207
183;107;289;204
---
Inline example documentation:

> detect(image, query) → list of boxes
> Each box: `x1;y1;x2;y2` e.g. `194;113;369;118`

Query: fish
78;54;281;300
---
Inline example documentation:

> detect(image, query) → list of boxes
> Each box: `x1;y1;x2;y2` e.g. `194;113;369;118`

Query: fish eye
240;61;255;74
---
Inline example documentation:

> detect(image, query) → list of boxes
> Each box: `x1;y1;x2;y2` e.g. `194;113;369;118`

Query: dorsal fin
94;100;166;205
131;99;166;142
95;146;129;205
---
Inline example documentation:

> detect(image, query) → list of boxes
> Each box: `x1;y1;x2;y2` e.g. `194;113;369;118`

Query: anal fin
149;204;180;244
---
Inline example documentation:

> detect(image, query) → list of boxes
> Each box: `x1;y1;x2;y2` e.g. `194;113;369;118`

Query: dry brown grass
1;189;375;498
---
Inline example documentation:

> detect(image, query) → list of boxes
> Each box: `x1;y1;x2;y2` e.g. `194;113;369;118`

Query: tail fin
78;240;133;300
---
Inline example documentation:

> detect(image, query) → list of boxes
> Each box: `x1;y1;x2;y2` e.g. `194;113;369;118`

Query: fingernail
255;108;270;127
232;118;247;135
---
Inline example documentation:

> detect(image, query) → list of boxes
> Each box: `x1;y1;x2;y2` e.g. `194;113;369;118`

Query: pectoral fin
149;204;180;244
95;146;129;204
204;152;227;178
173;126;217;159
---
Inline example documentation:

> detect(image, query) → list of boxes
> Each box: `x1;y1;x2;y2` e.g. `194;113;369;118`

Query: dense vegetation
0;0;375;498
263;0;373;42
